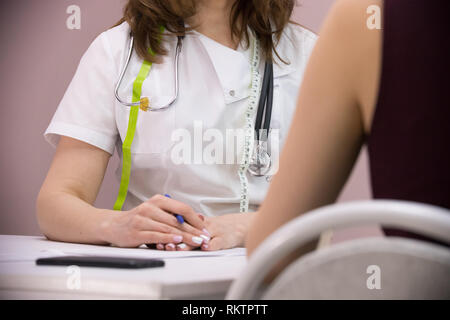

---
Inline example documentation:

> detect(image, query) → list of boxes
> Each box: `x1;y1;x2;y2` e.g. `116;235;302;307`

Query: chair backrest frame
226;200;450;300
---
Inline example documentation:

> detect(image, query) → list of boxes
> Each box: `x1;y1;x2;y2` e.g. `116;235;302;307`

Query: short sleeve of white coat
44;32;119;155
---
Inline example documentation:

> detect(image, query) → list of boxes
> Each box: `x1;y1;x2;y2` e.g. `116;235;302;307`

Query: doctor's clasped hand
201;213;255;251
157;212;255;251
100;194;210;248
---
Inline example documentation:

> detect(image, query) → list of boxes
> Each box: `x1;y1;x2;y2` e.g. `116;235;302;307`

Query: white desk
0;235;247;299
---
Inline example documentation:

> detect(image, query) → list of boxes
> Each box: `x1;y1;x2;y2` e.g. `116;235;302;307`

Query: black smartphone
36;255;165;269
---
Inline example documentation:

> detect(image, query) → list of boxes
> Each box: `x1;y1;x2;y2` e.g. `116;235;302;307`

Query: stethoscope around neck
114;33;274;177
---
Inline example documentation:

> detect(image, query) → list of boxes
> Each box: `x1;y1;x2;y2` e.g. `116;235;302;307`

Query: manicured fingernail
173;235;183;243
166;243;175;249
156;244;164;250
202;228;211;236
177;243;187;249
200;234;210;242
202;244;209;250
192;236;204;245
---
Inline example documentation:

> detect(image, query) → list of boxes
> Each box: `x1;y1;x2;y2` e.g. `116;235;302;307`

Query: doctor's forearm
36;190;113;245
36;137;117;245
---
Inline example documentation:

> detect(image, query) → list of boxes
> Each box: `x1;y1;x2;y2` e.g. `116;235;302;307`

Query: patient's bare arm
247;0;382;256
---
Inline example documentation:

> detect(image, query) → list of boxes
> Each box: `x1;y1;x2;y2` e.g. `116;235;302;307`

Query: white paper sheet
0;236;246;263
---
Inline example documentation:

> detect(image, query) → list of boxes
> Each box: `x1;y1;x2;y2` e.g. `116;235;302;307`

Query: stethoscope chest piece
248;140;271;177
247;61;274;178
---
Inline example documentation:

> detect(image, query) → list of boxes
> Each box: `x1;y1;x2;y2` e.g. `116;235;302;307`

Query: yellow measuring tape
113;58;153;211
113;27;166;211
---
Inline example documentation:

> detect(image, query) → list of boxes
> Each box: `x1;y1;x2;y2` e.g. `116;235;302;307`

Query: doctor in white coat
37;0;316;251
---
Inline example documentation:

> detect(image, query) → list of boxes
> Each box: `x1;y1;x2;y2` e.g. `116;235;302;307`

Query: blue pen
164;194;185;224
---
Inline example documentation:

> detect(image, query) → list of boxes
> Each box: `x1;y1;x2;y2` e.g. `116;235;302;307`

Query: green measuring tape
113;58;153;211
113;28;166;211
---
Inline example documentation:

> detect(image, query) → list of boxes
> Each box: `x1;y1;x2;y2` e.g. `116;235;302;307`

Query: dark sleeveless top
367;0;450;241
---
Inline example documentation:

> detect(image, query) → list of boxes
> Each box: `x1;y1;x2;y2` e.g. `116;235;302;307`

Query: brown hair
114;0;295;64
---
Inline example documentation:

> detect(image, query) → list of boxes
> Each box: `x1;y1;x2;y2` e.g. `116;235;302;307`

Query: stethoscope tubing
114;34;184;110
254;62;274;142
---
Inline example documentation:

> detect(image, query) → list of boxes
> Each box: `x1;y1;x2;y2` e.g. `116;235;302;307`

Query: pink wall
0;0;372;236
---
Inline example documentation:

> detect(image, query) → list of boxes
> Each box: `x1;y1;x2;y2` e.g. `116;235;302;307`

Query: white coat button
229;90;235;97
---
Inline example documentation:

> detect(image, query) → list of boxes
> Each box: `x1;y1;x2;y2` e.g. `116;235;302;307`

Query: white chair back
227;200;450;299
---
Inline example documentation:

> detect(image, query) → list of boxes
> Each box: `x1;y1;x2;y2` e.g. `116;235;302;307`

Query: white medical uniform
45;22;316;216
